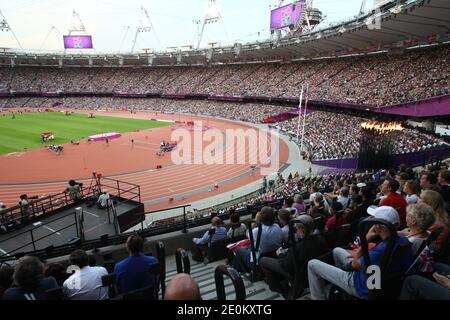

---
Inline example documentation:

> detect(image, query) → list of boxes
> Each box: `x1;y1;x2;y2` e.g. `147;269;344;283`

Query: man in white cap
366;205;400;226
307;205;413;300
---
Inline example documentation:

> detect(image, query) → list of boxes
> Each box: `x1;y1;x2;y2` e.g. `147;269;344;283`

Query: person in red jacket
325;201;346;230
380;179;408;227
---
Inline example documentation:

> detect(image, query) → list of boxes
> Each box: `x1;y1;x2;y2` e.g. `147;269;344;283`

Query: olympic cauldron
357;121;403;171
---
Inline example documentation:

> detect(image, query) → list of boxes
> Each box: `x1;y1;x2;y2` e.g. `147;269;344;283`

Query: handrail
0;211;78;258
0;211;77;243
101;176;141;188
0;175;141;233
0;185;93;226
155;241;166;299
0;170;343;263
215;265;246;300
147;205;192;214
0;203;251;263
175;248;190;274
247;220;262;282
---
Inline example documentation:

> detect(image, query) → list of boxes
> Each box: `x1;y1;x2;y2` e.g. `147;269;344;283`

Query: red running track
0;109;289;212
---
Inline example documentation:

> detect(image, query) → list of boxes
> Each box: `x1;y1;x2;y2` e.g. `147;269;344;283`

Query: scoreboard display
270;2;304;30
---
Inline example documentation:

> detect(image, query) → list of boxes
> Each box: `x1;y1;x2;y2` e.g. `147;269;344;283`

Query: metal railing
0;196;280;263
99;176;141;203
0;185;94;227
0;211;78;259
149;189;264;228
0;174;141;233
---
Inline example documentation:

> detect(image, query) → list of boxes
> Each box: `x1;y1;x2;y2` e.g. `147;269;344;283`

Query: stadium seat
102;260;116;274
45;287;64;301
324;224;351;249
101;273;118;299
207;238;229;262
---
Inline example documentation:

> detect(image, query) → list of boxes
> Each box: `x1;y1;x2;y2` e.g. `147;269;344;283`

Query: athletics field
0;111;171;154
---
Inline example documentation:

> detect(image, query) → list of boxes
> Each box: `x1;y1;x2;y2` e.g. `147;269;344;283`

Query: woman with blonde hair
420;190;449;226
420;190;449;251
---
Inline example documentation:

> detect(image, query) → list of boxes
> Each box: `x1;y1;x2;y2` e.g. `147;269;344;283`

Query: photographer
18;194;29;207
0;202;7;232
65;180;83;202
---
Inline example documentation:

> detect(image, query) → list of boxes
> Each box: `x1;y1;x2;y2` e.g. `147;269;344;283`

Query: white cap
367;206;400;225
356;183;366;188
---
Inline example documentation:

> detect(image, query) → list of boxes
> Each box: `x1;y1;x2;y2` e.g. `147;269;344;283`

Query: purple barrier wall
208;95;244;102
312;146;450;169
312;158;359;169
392;147;450;167
320;168;356;175
187;93;209;99
309;99;374;111
219;94;449;117
287;108;315;115
373;95;450;117
161;93;186;99
113;93;147;98
63;92;97;96
41;92;61;97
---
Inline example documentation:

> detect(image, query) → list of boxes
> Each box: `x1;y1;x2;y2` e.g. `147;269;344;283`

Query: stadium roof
0;0;448;67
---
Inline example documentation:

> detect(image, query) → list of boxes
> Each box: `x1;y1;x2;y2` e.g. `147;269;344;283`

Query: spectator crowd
0;160;449;300
190;161;450;300
0;45;448;107
1;98;446;161
273;111;446;160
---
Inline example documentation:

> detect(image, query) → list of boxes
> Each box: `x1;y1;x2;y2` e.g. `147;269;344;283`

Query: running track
0;110;289;211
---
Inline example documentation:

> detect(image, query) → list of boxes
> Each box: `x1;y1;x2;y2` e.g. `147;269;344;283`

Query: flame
361;121;403;132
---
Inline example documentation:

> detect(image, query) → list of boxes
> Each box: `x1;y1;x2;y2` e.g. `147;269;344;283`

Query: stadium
0;0;449;305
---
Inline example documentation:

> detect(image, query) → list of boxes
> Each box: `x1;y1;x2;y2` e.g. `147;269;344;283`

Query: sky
0;0;375;52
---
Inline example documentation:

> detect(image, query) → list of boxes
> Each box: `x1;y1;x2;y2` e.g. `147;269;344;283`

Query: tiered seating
0;45;448;106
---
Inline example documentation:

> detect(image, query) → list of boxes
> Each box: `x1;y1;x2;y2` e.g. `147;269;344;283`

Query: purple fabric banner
373;95;450;117
88;132;121;142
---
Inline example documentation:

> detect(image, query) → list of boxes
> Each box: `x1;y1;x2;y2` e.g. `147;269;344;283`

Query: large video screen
270;2;304;30
63;35;93;49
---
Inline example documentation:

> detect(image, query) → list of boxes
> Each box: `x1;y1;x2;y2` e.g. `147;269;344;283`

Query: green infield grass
0;111;171;154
